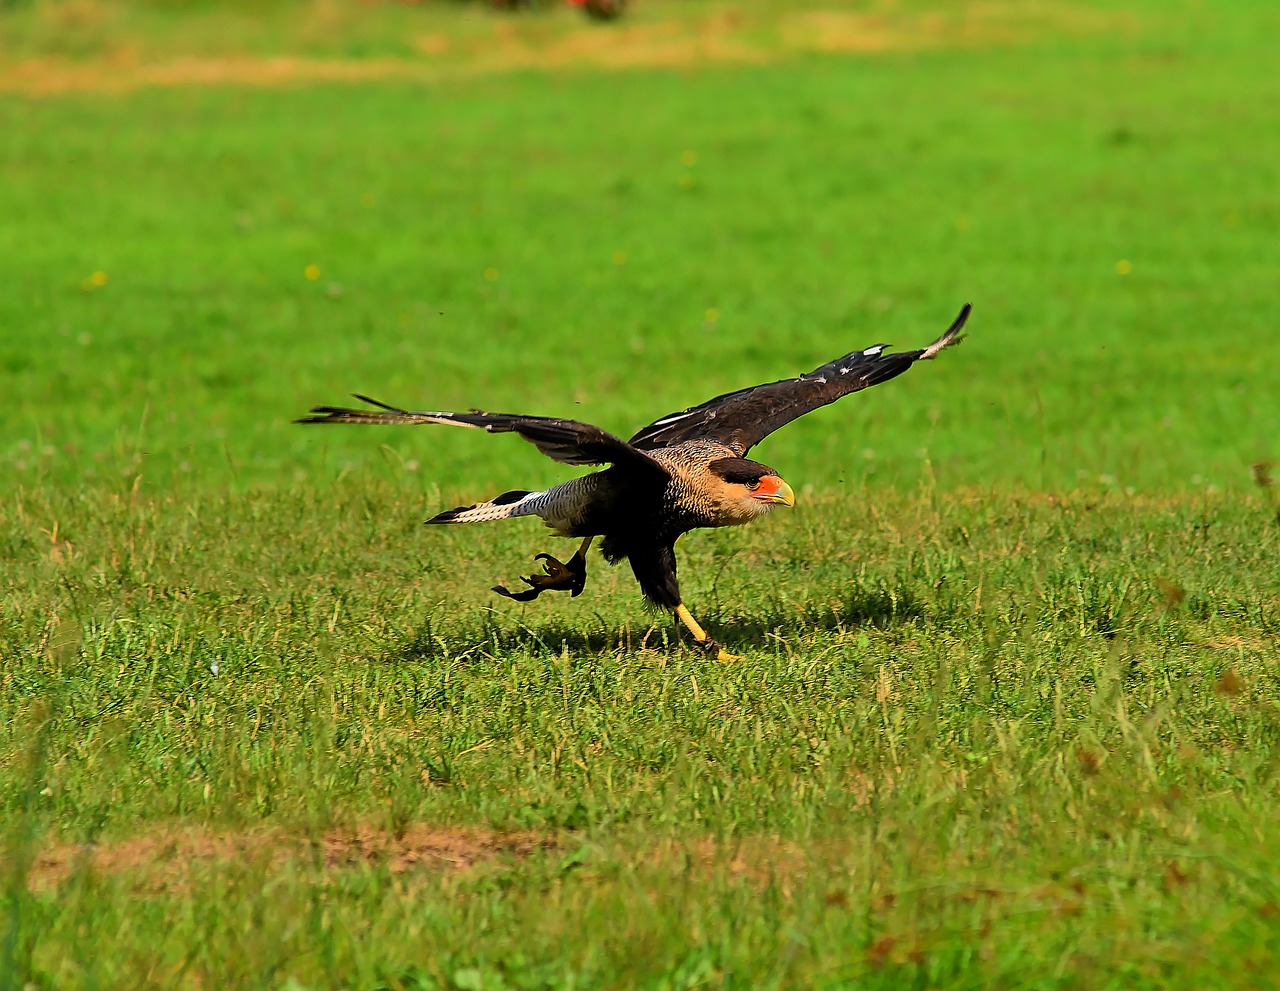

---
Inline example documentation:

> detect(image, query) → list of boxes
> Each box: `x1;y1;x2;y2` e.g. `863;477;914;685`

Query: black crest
708;457;776;485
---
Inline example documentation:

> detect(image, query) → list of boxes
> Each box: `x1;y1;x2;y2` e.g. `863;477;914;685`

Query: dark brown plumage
298;304;969;659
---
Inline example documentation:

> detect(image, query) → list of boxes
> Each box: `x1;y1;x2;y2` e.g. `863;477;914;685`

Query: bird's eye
745;480;761;491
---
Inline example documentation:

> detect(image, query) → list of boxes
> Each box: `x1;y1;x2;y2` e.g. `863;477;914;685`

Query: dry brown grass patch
25;821;556;892
0;3;1133;97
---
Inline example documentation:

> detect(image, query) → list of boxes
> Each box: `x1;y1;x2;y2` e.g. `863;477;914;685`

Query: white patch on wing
920;333;959;360
421;414;484;429
863;345;887;356
651;411;697;426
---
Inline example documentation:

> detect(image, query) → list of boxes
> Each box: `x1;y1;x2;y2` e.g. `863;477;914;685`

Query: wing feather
629;304;969;455
297;398;668;475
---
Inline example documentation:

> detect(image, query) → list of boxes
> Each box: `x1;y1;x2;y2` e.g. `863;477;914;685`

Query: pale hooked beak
752;475;796;507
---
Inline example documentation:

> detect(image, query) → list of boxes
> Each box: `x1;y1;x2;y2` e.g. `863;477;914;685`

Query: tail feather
425;489;541;525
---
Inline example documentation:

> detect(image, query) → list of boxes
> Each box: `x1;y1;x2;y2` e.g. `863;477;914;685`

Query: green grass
3;1;1280;988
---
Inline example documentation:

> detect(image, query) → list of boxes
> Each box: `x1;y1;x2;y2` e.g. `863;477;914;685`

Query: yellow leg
673;603;741;662
674;603;709;640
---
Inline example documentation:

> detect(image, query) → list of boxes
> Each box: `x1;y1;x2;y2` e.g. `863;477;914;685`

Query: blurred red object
567;0;627;20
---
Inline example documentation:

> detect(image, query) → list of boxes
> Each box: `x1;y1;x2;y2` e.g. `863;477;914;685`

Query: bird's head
707;456;796;523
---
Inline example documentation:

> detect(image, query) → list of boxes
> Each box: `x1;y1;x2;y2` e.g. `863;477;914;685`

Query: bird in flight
298;304;969;660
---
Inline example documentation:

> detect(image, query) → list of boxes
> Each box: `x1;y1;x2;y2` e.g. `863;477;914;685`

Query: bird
297;304;969;660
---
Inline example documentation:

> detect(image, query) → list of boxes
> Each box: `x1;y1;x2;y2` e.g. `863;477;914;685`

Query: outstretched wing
629;304;970;455
298;395;668;476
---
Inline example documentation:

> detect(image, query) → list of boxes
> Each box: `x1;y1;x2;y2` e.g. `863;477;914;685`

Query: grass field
3;1;1280;988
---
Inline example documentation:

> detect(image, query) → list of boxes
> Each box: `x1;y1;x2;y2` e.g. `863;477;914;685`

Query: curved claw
695;637;741;663
533;552;569;577
492;583;541;602
492;548;589;601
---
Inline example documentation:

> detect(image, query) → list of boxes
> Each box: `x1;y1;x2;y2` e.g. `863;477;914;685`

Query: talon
564;551;588;597
492;584;541;602
695;637;740;662
492;542;590;601
533;553;572;581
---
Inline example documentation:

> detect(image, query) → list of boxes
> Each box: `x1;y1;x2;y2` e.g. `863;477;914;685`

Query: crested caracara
298;304;969;660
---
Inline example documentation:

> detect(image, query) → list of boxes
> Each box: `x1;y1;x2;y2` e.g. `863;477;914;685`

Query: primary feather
298;399;666;473
628;303;969;454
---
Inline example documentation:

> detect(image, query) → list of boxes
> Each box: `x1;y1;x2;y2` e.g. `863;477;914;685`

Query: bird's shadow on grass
383;579;927;664
707;579;928;652
383;610;650;665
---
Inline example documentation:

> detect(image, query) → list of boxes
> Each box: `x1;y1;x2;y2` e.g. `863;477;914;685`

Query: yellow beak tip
755;478;796;507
